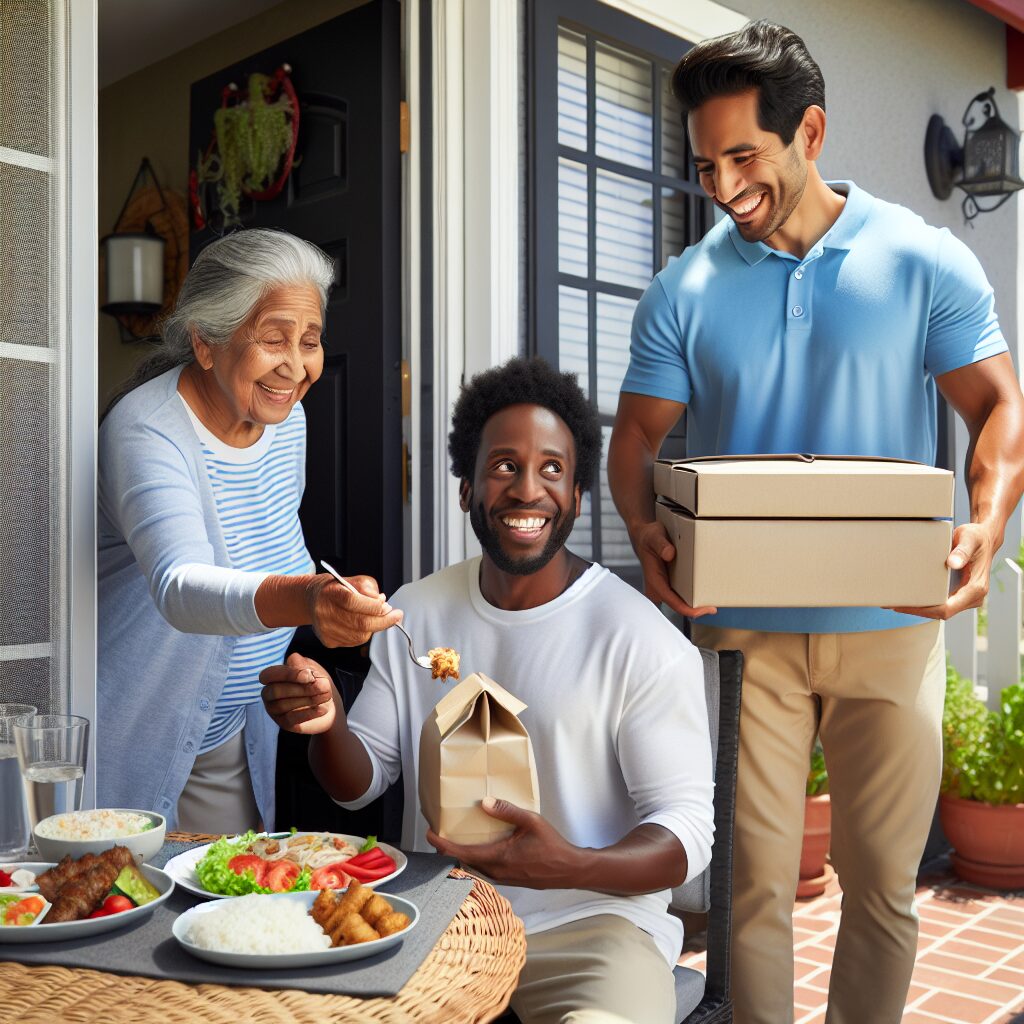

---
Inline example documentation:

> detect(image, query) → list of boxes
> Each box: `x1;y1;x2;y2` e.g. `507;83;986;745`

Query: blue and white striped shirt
179;396;313;753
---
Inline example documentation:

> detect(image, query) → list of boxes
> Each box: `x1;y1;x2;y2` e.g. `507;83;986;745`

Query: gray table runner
1;842;473;999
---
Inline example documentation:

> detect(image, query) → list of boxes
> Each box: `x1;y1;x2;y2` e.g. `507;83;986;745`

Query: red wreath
190;64;300;230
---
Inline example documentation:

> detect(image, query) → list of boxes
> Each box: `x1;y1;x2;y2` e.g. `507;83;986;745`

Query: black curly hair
448;357;602;492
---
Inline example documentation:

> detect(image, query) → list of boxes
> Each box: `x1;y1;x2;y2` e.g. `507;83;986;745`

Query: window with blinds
530;0;713;584
0;0;70;717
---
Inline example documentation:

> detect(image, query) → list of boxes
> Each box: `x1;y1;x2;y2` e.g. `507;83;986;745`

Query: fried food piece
339;911;380;945
45;860;120;923
361;893;391;927
376;911;411;936
427;646;460;681
336;879;374;917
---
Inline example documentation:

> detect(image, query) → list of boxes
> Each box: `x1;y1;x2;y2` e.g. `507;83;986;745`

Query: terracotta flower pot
797;794;833;899
939;792;1024;889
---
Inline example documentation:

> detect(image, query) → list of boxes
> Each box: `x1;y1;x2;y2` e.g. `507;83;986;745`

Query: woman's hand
260;653;338;734
305;573;404;648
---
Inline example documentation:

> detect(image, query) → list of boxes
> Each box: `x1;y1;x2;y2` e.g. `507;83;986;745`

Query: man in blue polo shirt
608;19;1024;1024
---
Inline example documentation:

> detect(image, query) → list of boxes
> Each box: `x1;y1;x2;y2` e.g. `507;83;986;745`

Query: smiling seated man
261;356;714;1024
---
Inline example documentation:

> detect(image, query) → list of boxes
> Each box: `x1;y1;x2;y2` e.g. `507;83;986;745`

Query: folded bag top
419;673;540;846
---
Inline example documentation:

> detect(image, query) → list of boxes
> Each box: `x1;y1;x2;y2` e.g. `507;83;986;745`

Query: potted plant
940;665;1024;889
798;742;832;898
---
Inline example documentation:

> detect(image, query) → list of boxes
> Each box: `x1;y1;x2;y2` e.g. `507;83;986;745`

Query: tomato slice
263;860;300;893
309;863;352;891
0;869;13;887
228;854;269;886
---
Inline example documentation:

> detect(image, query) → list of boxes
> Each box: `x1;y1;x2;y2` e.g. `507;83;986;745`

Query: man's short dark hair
671;20;825;145
449;356;602;492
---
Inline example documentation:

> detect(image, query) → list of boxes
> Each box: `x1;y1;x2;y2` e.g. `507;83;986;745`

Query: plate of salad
164;831;406;900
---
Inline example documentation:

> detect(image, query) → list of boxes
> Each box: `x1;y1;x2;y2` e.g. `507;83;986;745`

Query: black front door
189;0;403;598
189;0;403;834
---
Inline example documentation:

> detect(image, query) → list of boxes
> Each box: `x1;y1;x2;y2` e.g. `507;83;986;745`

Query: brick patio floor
678;859;1024;1023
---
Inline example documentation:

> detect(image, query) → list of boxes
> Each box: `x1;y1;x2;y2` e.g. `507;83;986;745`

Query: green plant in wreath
806;741;829;797
192;66;299;229
942;664;1024;806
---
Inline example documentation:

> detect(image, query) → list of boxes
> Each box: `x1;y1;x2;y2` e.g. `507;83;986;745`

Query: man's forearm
569;824;689;896
307;688;374;802
607;424;659;536
965;397;1024;547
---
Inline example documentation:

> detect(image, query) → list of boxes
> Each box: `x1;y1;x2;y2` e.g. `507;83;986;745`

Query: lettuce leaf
359;835;378;853
194;831;312;896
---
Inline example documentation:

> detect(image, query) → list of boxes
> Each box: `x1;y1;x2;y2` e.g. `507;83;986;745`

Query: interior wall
97;0;368;408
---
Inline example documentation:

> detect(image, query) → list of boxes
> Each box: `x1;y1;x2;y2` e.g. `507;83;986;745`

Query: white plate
163;833;407;900
0;862;174;943
173;891;419;969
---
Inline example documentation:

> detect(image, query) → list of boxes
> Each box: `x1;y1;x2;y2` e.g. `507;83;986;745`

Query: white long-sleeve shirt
340;557;714;963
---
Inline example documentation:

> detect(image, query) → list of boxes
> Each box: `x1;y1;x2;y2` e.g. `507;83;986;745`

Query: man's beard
469;499;577;576
732;148;807;243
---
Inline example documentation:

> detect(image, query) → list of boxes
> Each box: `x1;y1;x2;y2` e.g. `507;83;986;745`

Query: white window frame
427;0;746;565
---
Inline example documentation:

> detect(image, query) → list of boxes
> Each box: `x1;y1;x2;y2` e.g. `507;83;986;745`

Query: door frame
424;0;746;569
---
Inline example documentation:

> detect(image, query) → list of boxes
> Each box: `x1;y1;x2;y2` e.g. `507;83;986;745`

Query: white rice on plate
35;809;155;841
185;894;331;954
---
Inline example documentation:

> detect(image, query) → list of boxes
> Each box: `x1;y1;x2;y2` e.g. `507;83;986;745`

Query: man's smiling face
462;403;581;577
688;88;808;243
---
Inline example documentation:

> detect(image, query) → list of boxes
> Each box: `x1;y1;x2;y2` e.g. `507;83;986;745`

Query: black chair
673;648;742;1024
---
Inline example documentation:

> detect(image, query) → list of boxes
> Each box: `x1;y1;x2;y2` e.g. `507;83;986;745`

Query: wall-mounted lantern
925;87;1024;221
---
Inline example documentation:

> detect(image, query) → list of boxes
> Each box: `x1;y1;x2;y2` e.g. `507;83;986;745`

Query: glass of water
0;704;37;859
13;714;89;832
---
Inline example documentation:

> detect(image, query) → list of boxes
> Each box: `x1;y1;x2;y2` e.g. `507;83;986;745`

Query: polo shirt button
792;305;804;317
184;741;195;753
199;698;210;711
795;268;804;279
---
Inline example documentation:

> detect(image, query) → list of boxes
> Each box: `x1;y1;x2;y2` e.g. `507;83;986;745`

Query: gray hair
103;228;334;418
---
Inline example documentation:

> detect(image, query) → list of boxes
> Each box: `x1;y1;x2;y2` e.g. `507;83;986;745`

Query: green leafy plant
806;742;829;796
941;664;1024;806
199;73;294;226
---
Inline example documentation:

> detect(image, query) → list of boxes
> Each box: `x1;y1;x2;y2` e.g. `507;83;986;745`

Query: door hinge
400;101;410;154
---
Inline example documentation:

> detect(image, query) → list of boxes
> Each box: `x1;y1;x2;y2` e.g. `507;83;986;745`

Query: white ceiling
98;0;284;89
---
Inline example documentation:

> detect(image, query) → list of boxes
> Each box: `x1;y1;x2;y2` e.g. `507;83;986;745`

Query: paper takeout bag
418;672;540;845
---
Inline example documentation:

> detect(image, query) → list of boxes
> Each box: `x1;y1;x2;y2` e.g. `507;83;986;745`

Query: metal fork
319;561;432;671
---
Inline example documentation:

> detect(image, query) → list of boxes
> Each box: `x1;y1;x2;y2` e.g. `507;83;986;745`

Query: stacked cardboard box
654;455;954;607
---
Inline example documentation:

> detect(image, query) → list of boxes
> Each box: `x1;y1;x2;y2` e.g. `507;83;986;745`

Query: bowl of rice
33;809;165;863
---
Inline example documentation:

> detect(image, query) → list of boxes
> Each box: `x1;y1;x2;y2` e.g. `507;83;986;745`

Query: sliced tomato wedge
263;859;301;893
228;854;269;886
309;862;352;891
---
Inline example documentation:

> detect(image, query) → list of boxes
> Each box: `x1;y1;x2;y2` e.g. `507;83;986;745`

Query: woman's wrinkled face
202;283;324;426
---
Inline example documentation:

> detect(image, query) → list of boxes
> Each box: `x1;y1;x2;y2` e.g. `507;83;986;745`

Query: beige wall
98;0;367;407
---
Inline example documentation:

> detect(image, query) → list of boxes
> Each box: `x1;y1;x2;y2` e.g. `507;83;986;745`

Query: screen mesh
0;0;68;717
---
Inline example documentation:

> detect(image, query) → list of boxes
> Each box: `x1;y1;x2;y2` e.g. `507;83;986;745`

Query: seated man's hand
426;797;579;889
260;652;337;734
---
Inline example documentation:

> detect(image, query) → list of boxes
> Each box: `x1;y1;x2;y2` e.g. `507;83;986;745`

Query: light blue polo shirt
623;181;1007;634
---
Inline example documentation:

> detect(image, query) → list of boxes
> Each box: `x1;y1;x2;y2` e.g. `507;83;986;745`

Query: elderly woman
97;228;401;833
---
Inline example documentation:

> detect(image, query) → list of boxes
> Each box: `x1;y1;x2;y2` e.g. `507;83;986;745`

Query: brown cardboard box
653;455;954;608
653;454;954;519
419;672;540;845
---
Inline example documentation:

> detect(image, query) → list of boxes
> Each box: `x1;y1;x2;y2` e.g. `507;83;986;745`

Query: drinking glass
14;714;89;832
0;704;36;859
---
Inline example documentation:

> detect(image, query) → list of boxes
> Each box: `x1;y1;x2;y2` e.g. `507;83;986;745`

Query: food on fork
427;646;461;681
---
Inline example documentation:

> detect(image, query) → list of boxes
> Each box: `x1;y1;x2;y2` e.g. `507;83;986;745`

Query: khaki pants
510;915;677;1024
692;621;945;1024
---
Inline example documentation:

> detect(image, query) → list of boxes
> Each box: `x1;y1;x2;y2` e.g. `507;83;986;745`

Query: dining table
0;831;527;1024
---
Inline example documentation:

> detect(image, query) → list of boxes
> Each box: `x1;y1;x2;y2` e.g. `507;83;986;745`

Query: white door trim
429;0;747;566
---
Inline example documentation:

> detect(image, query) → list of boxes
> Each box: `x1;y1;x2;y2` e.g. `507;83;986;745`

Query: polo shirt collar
729;180;871;265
